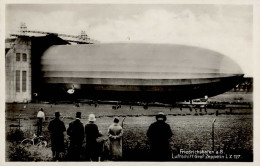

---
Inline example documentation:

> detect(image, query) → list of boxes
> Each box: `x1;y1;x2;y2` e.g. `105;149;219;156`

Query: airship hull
38;43;243;103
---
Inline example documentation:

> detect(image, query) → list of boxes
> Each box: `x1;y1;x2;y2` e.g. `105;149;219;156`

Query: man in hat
85;113;102;161
48;112;66;160
67;112;85;161
147;112;173;161
37;108;45;136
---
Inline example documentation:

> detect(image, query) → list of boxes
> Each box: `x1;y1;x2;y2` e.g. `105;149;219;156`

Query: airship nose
219;56;243;75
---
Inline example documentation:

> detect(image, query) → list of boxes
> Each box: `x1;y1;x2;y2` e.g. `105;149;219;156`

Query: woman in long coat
85;113;102;161
108;117;123;160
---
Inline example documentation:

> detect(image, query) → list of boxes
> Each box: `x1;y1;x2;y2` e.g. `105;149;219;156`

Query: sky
5;4;253;76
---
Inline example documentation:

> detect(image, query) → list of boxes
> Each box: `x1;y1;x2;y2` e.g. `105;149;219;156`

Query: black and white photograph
2;2;259;164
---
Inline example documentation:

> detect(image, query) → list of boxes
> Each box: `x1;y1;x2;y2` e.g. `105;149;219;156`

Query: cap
113;117;119;123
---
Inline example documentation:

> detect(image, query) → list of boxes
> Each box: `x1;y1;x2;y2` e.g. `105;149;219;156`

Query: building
6;36;32;102
5;34;71;103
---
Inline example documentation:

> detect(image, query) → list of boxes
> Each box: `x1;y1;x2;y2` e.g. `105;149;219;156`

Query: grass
5;92;253;161
7;141;52;161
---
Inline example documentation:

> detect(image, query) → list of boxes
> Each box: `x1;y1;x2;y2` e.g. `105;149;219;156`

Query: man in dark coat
48;112;66;160
85;113;102;161
147;112;173;161
67;112;85;161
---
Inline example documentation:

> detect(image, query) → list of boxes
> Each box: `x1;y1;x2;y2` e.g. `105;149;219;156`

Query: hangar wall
5;37;32;102
5;35;70;103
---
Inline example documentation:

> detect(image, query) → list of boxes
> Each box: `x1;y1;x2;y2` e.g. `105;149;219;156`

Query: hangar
5;27;95;103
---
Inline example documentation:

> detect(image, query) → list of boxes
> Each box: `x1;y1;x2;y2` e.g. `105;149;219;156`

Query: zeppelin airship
39;43;243;103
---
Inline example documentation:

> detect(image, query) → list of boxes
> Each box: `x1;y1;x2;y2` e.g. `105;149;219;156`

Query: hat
88;114;96;122
76;112;81;118
55;112;60;117
156;112;166;121
113;117;119;123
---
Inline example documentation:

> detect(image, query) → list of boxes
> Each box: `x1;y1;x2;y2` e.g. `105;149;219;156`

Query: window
16;53;20;61
16;70;20;92
22;71;26;92
22;53;27;62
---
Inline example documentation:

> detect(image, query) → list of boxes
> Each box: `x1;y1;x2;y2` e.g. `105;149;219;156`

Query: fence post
18;114;21;131
212;118;216;152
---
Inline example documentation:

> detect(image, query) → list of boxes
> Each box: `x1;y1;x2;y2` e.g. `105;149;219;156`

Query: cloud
6;7;252;76
88;9;252;76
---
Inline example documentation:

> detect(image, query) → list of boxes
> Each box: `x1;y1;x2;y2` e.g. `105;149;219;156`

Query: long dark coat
147;120;173;161
67;119;85;161
48;118;66;152
67;119;85;146
85;123;102;161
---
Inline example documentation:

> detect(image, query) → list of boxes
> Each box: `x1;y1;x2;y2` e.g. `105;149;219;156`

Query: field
5;92;253;161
